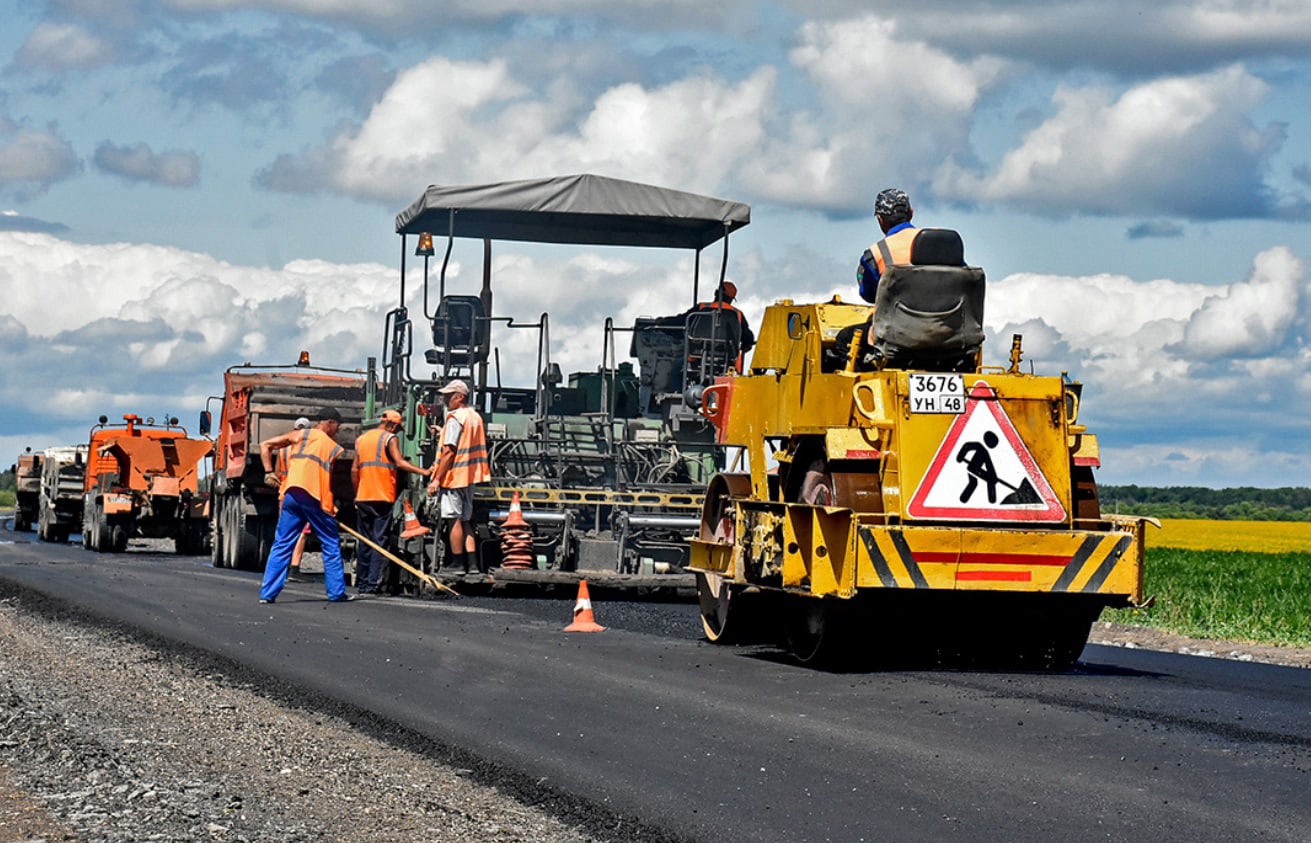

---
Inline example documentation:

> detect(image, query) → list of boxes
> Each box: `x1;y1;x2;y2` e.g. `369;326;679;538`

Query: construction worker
857;188;917;302
256;407;352;603
351;409;431;594
425;380;490;574
691;280;755;355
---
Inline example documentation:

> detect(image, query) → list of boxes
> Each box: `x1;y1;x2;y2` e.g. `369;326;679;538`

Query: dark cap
874;188;911;218
317;407;342;422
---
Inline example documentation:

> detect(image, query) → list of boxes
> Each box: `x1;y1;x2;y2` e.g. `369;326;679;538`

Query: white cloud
937;65;1284;218
790;1;1311;72
733;15;1003;210
267;55;776;206
93;142;202;188
1174;247;1305;358
15;22;115;72
985;247;1310;468
0;124;80;196
161;0;737;28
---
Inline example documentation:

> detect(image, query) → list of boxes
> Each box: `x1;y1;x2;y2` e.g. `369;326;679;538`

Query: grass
1104;546;1311;648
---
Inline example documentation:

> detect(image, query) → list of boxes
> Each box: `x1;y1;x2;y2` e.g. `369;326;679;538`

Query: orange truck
204;358;369;570
81;414;213;554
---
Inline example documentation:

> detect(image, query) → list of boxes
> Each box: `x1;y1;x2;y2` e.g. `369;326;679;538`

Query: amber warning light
297;351;311;366
415;232;435;257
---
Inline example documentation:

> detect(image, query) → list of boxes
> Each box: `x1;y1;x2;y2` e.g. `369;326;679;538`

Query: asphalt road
2;521;1309;842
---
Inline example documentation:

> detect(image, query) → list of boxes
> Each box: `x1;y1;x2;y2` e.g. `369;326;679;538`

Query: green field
1104;547;1311;647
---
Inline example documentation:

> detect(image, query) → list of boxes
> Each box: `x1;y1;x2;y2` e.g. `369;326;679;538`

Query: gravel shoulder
1089;621;1311;669
0;593;599;843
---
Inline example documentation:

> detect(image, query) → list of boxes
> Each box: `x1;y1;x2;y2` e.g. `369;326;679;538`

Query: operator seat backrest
427;295;488;367
871;229;984;371
911;227;964;266
684;309;742;381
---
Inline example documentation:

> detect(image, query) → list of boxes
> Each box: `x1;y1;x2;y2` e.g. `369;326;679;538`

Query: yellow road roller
689;240;1151;668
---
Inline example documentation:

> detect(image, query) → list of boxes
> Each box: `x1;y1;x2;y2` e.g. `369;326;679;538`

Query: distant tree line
1100;486;1311;521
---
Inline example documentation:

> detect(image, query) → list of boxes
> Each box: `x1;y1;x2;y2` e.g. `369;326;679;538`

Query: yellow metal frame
688;296;1147;607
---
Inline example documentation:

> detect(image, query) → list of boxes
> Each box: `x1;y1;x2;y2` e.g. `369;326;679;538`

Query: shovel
338;521;461;598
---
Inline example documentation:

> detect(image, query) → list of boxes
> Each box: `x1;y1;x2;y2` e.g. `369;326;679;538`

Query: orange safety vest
280;428;343;512
354;428;398;503
869;225;918;275
439;406;490;489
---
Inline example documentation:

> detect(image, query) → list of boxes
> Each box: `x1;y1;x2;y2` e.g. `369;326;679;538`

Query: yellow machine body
689;297;1149;666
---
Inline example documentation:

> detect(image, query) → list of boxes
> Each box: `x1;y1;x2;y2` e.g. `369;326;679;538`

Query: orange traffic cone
399;499;430;539
564;579;606;633
499;492;534;569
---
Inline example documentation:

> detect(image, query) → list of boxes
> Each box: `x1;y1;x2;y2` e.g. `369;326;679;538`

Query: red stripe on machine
957;570;1032;582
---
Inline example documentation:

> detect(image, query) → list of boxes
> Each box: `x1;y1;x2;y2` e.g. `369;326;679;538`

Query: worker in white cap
426;380;490;574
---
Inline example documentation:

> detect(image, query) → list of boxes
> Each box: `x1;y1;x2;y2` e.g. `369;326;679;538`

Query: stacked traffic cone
498;492;535;569
399;499;430;539
564;579;606;633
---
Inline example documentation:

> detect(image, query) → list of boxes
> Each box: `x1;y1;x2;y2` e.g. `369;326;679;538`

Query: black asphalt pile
0;594;597;843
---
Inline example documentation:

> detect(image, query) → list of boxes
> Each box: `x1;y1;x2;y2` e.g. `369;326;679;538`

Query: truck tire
210;508;225;567
87;498;114;553
222;494;264;571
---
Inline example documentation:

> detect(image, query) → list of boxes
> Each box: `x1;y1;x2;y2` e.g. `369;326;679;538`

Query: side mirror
787;312;804;340
198;410;212;437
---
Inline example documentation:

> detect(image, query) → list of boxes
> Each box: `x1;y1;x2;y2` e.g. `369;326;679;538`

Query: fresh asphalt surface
2;520;1309;842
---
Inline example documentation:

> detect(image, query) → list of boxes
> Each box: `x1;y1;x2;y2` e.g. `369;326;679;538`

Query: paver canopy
395;173;751;250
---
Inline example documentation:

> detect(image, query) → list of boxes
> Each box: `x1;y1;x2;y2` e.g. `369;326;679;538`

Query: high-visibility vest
281;428;343;512
439;407;490;489
869;225;918;276
354;428;398;503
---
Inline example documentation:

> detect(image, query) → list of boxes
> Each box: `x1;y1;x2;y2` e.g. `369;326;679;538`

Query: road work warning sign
907;381;1066;522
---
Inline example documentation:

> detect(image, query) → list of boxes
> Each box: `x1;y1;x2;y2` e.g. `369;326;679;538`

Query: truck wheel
92;504;114;553
109;519;129;553
225;495;263;571
210;510;225;567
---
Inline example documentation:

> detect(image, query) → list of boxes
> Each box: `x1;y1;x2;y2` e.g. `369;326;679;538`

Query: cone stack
498;491;535;569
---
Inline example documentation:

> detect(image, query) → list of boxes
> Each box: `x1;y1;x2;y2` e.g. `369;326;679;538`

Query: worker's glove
263;472;281;489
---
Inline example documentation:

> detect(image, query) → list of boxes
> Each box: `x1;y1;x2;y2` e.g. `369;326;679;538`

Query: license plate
909;373;965;413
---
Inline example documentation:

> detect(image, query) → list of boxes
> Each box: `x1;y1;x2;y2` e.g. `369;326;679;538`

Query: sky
1;0;1309;488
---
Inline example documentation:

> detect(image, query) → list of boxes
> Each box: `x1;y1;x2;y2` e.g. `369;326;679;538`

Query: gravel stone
0;595;598;843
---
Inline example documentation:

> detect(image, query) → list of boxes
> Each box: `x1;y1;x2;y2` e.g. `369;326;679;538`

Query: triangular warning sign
907;380;1066;522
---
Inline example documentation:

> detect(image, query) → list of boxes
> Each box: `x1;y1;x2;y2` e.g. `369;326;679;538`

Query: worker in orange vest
425;380;490;574
857;188;917;302
351;409;431;594
257;407;351;603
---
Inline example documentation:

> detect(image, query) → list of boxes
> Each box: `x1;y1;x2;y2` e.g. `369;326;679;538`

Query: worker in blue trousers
256;407;353;604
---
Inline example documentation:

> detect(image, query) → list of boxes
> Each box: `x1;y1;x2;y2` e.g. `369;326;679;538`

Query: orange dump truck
81;414;213;554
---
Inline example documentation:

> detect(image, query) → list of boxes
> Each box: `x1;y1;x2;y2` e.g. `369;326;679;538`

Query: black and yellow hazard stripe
857;526;1134;594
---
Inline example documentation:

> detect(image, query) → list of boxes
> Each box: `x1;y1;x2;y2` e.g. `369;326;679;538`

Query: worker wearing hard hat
690;280;755;354
426;380;490;574
352;409;432;594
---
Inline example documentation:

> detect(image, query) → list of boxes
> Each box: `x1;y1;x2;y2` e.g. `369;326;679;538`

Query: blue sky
1;0;1309;488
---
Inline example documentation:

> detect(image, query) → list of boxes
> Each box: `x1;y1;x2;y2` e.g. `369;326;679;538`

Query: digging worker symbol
956;431;1002;504
955;431;1041;506
352;409;432;595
